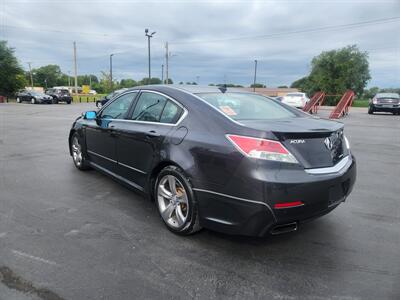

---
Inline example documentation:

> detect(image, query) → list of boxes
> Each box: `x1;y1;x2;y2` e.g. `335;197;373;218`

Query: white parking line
12;250;57;266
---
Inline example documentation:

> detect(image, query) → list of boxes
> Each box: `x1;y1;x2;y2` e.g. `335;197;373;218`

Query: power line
170;16;400;45
2;24;145;39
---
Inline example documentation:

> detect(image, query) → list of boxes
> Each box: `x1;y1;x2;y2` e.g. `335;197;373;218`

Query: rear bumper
195;155;356;236
371;104;400;112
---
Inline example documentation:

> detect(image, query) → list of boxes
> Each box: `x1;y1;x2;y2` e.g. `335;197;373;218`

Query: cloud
1;0;399;87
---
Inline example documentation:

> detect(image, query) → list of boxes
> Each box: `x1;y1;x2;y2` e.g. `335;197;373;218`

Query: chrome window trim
192;188;276;221
305;155;351;175
98;89;188;127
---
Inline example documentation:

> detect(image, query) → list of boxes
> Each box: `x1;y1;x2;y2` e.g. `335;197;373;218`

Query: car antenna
218;84;227;93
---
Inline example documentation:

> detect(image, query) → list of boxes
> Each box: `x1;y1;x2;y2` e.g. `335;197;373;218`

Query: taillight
274;201;304;209
226;134;298;163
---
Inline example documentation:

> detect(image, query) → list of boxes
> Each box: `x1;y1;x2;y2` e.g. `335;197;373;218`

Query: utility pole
89;75;92;88
145;28;156;83
110;54;114;90
73;41;78;95
68;70;71;87
161;64;164;83
27;62;33;88
253;59;258;92
165;42;169;84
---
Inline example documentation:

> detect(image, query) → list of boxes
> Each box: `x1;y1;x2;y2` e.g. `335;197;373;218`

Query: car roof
376;93;399;98
125;84;250;94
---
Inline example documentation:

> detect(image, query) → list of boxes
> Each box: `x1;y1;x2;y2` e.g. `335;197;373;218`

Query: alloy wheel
71;137;83;167
157;175;189;228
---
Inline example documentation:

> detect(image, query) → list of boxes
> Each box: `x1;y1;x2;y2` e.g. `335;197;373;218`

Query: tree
362;87;380;99
278;85;288;88
291;45;371;103
31;64;64;88
139;77;162;85
250;83;266;88
0;41;26;95
163;78;173;84
120;79;138;88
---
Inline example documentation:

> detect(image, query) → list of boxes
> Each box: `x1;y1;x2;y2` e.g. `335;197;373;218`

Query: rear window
196;93;297;120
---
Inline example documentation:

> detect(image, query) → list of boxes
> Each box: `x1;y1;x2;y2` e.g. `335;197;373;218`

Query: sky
0;0;399;88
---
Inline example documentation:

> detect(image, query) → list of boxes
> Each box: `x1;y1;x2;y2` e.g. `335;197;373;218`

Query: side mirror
84;111;97;120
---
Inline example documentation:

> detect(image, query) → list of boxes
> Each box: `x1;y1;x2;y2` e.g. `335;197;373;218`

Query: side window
159;100;183;124
100;92;137;119
131;92;167;122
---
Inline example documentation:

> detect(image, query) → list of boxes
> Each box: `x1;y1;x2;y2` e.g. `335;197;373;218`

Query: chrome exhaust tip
270;222;298;235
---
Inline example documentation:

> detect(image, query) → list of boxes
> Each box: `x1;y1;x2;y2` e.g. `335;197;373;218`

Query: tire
31;97;36;104
368;106;374;114
67;100;71;104
52;98;58;104
70;133;91;170
155;166;201;235
16;97;21;103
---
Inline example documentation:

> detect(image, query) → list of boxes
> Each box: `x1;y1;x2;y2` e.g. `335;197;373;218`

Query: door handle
146;130;160;138
109;125;118;137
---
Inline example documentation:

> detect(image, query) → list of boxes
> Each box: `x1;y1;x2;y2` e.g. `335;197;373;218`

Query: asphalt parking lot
0;102;399;300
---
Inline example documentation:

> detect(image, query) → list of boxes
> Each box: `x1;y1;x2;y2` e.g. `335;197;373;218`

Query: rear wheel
71;133;90;170
52;98;58;104
16;97;21;103
155;166;201;235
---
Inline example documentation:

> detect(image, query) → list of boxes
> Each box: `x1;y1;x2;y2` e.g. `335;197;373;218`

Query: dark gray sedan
68;85;356;236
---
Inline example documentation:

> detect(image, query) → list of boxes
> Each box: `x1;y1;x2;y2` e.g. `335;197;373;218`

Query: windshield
196;93;297;120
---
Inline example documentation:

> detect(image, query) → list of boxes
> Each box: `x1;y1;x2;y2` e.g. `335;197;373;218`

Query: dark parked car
95;88;128;108
69;85;356;236
16;90;53;104
369;93;400;114
46;88;73;104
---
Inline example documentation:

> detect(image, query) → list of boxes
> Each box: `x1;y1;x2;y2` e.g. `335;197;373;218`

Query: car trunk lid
240;117;347;168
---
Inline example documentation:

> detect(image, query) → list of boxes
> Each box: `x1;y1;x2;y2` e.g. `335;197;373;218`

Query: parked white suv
282;92;310;109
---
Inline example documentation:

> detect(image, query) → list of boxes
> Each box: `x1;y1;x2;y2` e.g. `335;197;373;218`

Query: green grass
72;94;106;103
352;99;369;107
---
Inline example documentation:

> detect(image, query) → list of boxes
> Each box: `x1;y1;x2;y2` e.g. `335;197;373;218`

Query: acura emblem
324;137;333;150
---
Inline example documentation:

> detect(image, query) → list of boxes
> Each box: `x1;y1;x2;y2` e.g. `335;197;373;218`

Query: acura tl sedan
68;85;356;236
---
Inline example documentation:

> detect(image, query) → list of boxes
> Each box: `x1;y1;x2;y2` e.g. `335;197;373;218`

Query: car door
114;91;185;188
21;90;29;101
85;92;137;173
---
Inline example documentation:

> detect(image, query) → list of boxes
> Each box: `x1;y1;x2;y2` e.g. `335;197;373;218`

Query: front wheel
16;97;21;103
31;97;36;104
368;106;374;114
155;166;201;235
70;133;90;170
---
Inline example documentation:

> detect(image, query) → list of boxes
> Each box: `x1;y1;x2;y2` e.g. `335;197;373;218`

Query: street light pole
161;64;164;83
110;54;114;90
145;28;156;84
27;62;34;88
253;59;258;92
